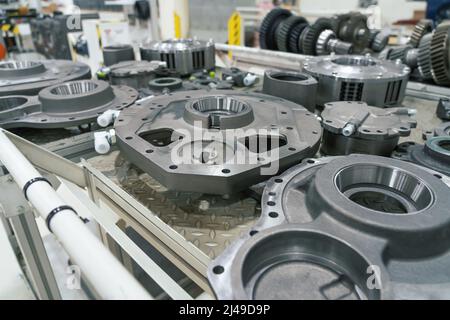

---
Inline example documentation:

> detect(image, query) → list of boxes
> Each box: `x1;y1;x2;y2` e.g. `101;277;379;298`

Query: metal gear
387;45;412;63
288;22;309;53
259;8;292;50
430;21;450;85
417;33;433;80
336;13;370;51
408;19;434;48
369;30;389;52
302;18;335;56
276;15;308;52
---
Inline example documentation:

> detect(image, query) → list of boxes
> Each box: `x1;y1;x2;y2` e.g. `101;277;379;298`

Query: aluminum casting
103;45;136;67
108;60;167;90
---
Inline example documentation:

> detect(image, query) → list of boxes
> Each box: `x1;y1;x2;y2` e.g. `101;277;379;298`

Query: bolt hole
274;179;283;183
249;230;259;236
213;266;224;275
267;201;276;206
269;212;279;218
169;165;178;170
222;169;231;174
125;136;132;140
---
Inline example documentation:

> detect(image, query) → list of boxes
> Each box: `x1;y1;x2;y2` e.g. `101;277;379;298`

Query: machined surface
114;90;322;195
103;45;136;67
208;155;450;300
437;98;450;120
0;60;91;96
140;39;215;75
108;60;166;90
303;55;410;107
262;70;317;112
321;101;416;156
434;122;450;137
0;80;138;129
408;19;434;48
393;136;450;175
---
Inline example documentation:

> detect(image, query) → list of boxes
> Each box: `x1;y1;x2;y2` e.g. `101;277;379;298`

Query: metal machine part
435;122;450;137
430;21;450;85
0;80;138;129
333;13;370;52
276;15;308;53
288;22;309;54
303;55;410;107
259;8;293;50
262;70;317;112
208;155;450;300
140;39;215;76
0;60;91;96
108;60;167;90
393;137;450;175
148;77;183;92
302;18;336;56
315;29;354;55
102;45;136;67
408;19;434;48
437;98;450;120
114;90;322;195
321;101;416;156
368;29;389;52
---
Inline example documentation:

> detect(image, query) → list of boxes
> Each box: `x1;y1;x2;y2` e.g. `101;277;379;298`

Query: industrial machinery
303;55;410;107
140;39;215;76
208;155;450;300
320;101;416;156
114;90;322;194
102;45;136;67
0;80;138;129
106;60;167;90
0;60;91;96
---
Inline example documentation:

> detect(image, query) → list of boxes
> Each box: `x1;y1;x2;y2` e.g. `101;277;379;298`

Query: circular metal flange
393;136;450;176
108;60;166;90
303;55;410;108
0;80;138;129
140;38;215;75
114;90;322;195
148;77;183;91
208;154;450;300
0;60;91;96
408;19;434;48
321;101;416;156
102;44;135;67
262;70;317;112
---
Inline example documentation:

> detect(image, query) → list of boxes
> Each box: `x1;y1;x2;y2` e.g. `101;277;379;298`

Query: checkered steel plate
88;151;261;260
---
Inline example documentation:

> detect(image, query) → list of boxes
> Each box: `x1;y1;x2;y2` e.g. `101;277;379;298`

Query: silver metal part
103;45;136;67
321;101;416;156
0;60;91;96
114;90;322;195
316;30;353;55
0;80;138;129
108;60;167;90
208;155;450;300
303;55;410;107
140;39;215;75
262;70;318;112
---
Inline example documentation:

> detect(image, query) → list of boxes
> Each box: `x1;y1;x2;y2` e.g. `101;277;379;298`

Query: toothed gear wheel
316;29;335;55
259;8;292;50
288;22;309;53
276;15;308;52
387;45;412;63
302;18;334;56
378;47;393;60
417;33;433;80
430;22;450;85
338;13;370;50
370;30;389;52
408;19;433;48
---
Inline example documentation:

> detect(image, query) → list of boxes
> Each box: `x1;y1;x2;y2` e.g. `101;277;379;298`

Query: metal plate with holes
109;60;167;90
114;90;322;195
208;155;450;300
303;55;410;107
321;101;416;156
393;136;450;175
0;60;91;96
0;80;138;129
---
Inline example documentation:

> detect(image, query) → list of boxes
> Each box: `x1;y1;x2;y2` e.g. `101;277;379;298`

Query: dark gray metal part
208;155;450;300
437;98;450;120
303;55;410;108
321;101;416;156
103;45;136;67
140;39;215;75
0;60;91;96
262;70;317;112
114;90;322;195
392;137;450;176
108;60;166;90
435;122;450;137
0;80;138;129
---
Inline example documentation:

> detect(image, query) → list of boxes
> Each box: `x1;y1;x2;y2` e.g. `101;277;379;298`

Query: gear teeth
417;33;433;80
288;22;308;53
302;18;334;56
259;8;292;50
370;30;389;52
408;19;433;48
276;16;308;52
430;22;450;85
316;29;335;55
387;45;412;62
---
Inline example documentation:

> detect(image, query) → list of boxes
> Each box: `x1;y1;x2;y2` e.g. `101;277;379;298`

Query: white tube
94;132;112;155
0;129;152;300
97;110;120;128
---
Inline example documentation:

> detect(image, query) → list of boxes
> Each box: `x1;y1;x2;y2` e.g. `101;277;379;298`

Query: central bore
332;57;377;67
50;81;98;95
271;73;309;82
335;164;433;214
0;61;42;70
438;140;450;152
192;96;248;115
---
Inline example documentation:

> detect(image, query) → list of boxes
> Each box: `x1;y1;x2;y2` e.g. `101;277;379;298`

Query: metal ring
23;177;52;201
46;205;77;233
